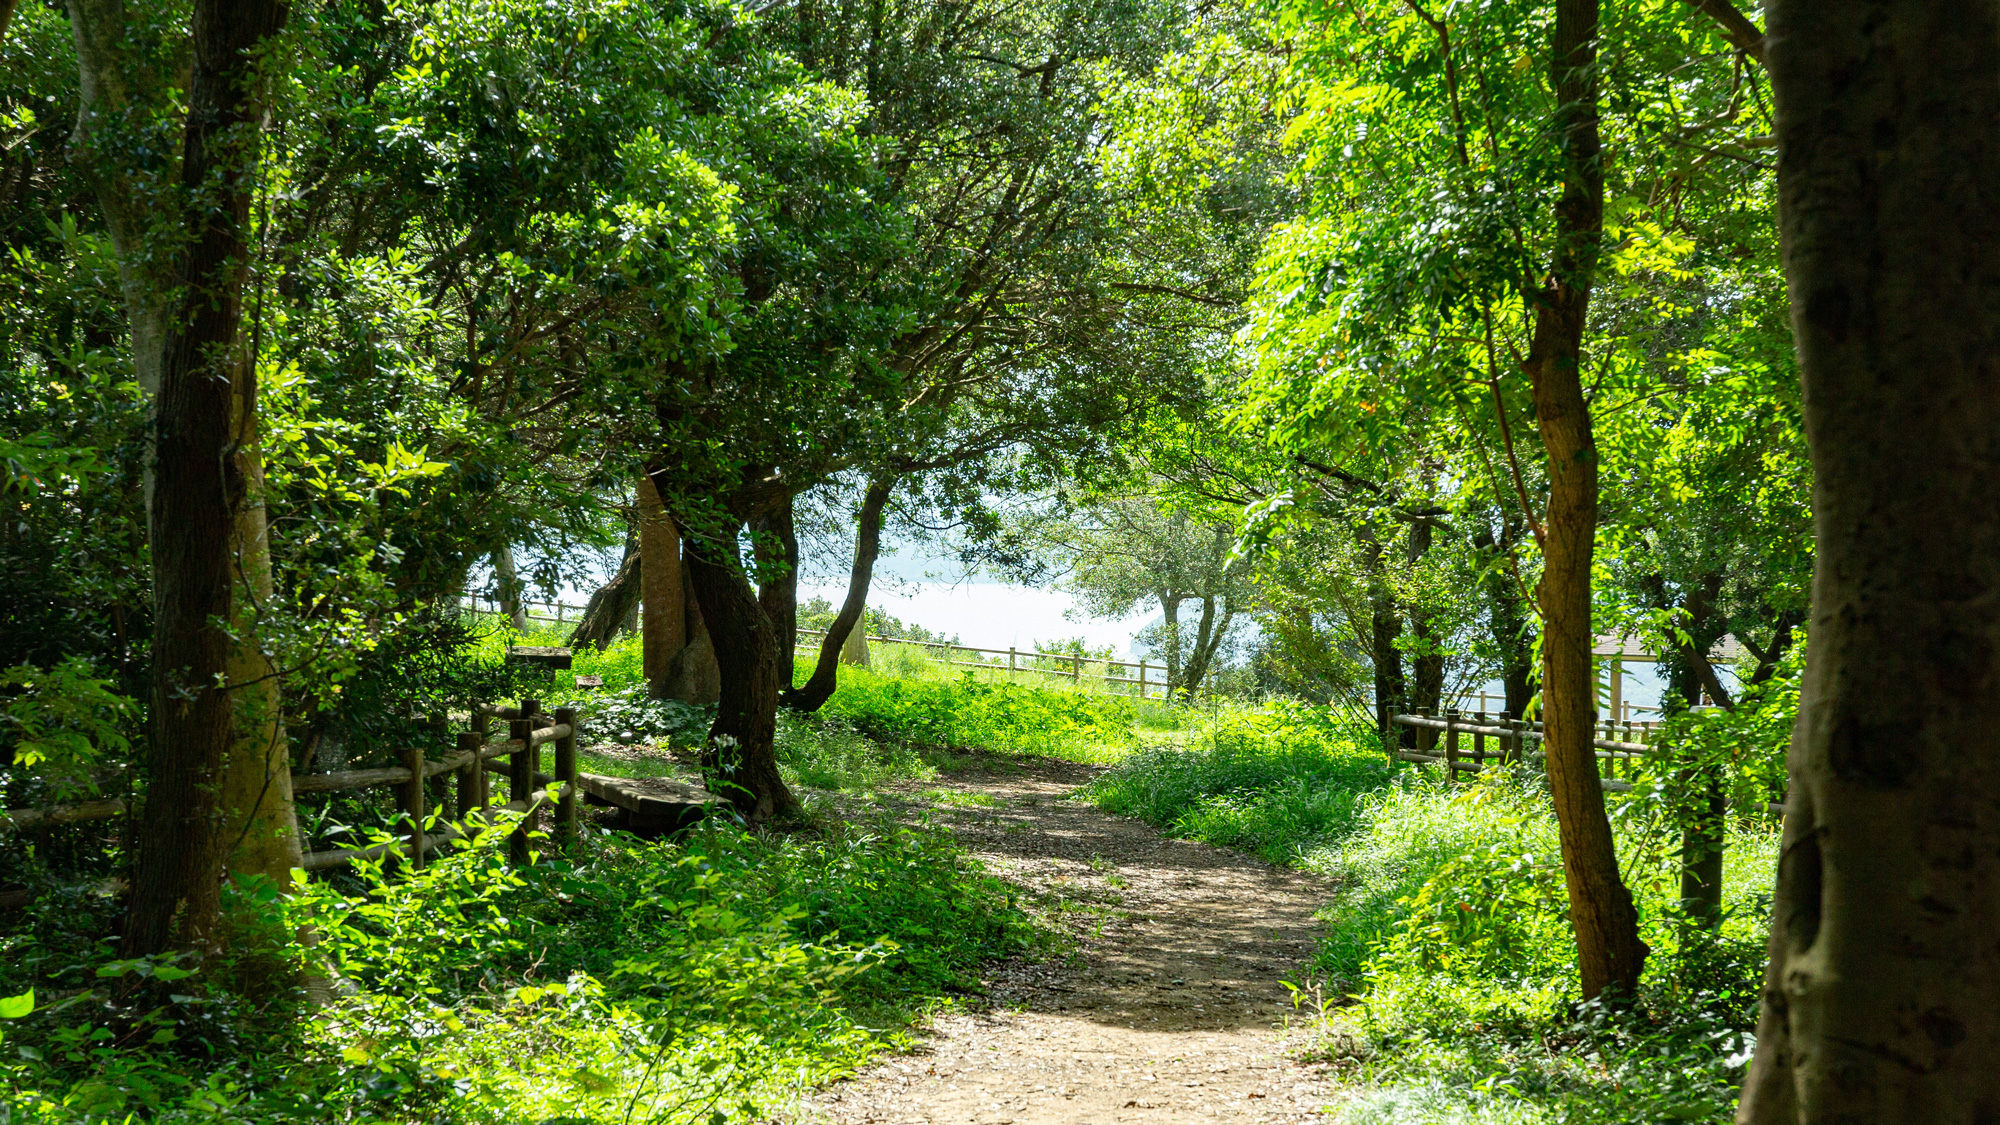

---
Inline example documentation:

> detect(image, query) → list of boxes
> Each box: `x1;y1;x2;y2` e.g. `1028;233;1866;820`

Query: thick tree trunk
492;545;529;631
679;521;799;823
754;497;798;675
1523;0;1647;1004
1738;2;2000;1118
567;538;640;651
789;475;893;712
122;0;289;957
638;475;684;687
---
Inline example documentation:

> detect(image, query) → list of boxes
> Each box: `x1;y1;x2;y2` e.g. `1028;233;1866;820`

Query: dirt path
798;757;1342;1125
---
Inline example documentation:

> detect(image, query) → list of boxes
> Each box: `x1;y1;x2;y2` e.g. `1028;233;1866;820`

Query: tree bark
679;519;799;823
567;538;640;651
789;475;893;712
1522;0;1647;1003
638;474;684;687
1358;522;1407;750
122;0;290;957
754;496;799;674
1739;1;2000;1118
66;0;173;408
218;391;304;901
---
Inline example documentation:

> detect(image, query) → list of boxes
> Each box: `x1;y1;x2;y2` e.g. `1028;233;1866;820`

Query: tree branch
1679;0;1764;64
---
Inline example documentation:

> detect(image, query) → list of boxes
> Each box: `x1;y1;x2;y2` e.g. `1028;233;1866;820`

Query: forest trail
799;757;1343;1124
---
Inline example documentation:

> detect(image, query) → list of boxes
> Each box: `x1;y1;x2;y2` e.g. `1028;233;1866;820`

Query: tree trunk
754;496;798;676
1158;592;1186;692
789;475;893;711
122;0;289;957
678;519;799;823
1654;571;1732;933
1185;595;1217;686
492;545;528;631
1358;523;1407;750
1738;2;2000;1117
567;538;640;651
1522;0;1647;1004
1406;517;1445;750
218;392;303;899
1473;511;1535;718
638;474;684;687
66;0;172;409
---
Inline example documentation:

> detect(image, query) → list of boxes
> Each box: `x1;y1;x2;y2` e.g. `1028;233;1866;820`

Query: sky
796;532;1159;656
541;530;1161;657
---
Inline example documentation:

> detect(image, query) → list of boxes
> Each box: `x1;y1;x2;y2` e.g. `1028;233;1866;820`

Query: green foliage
1084;701;1779;1123
1;814;1039;1123
1082;702;1386;863
0;659;135;803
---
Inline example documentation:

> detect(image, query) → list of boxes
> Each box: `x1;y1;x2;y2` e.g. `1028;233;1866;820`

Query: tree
1737;0;2000;1117
89;0;294;955
999;496;1254;694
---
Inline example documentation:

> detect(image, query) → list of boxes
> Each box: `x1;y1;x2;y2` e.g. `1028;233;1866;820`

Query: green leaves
0;990;33;1019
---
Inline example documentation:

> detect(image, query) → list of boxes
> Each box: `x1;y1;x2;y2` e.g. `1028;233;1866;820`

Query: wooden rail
1390;709;1784;814
0;697;585;875
796;627;1205;700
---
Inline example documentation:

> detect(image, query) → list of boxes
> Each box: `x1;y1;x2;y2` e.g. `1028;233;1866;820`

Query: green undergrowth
1082;706;1779;1124
815;661;1154;764
0;813;1045;1123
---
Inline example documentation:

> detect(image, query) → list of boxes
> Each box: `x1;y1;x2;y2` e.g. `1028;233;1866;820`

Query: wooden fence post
402;741;426;868
1072;654;1081;684
1008;647;1017;680
554;706;578;852
508;716;532;867
1473;711;1487;767
455;731;482;822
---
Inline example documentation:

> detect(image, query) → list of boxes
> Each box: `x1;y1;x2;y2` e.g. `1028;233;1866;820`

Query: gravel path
797;757;1342;1125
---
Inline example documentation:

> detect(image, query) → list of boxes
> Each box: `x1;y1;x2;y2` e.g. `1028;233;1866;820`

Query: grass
0;811;1050;1123
1081;706;1781;1124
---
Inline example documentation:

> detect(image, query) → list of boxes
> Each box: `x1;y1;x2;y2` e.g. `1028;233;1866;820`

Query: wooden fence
0;698;585;875
1391;709;1784;814
798;627;1200;700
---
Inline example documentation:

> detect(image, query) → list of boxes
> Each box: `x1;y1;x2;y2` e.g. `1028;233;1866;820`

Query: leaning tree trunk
676;514;799;823
789;475;893;712
568;538;640;651
1522;0;1647;1004
123;0;290;957
1738;2;2000;1118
